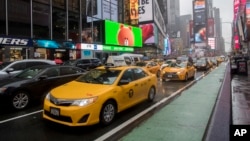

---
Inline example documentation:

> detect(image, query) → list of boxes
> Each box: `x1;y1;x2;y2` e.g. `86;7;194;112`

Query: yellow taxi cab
160;61;196;81
135;61;161;77
43;64;157;126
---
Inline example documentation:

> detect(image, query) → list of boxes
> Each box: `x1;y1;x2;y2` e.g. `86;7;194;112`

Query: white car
0;59;56;80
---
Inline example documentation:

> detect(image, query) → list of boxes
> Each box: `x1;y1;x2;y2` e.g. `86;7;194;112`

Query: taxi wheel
100;101;117;126
11;91;30;110
148;87;156;102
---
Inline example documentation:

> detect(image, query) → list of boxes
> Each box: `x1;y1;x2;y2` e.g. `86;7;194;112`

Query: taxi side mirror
118;79;130;85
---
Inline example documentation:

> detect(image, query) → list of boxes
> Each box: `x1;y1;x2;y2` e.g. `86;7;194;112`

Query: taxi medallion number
50;107;60;116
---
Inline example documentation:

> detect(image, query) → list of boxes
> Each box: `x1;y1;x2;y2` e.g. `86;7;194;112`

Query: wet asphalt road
0;71;205;141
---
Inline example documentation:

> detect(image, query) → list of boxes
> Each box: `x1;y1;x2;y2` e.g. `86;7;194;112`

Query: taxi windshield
76;69;121;85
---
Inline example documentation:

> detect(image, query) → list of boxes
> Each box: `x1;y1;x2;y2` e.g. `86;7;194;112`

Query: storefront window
0;0;5;35
69;0;80;42
8;0;31;37
9;47;27;61
33;2;50;39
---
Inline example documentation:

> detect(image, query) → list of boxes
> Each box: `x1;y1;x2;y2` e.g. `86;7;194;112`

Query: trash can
237;59;248;75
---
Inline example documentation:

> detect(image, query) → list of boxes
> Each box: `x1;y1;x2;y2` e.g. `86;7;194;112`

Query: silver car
0;59;56;80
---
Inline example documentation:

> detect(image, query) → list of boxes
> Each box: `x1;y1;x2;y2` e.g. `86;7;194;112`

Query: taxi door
187;63;195;78
115;69;141;111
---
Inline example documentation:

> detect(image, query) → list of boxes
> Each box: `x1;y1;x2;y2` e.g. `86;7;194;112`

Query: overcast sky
180;0;234;52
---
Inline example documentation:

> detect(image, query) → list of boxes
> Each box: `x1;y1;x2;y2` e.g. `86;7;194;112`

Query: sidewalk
231;75;250;125
119;63;230;141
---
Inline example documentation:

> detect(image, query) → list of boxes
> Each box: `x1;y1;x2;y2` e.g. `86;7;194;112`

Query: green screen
103;45;134;52
104;20;142;47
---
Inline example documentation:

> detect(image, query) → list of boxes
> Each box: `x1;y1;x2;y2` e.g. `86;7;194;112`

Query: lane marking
0;110;43;124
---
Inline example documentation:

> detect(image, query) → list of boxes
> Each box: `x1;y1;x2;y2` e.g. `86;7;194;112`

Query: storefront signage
33;39;75;49
0;37;32;46
104;20;142;47
80;43;103;50
103;45;134;52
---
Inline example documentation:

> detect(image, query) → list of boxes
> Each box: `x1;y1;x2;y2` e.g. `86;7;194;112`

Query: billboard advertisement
208;37;215;49
138;0;153;22
194;24;206;43
234;0;240;21
139;23;155;44
124;0;139;25
234;35;240;49
246;2;250;41
87;0;118;22
207;18;214;37
164;38;171;56
189;20;194;43
104;20;142;47
194;8;206;25
194;0;205;10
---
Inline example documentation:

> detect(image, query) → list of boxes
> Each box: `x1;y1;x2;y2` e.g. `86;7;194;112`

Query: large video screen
104;20;142;47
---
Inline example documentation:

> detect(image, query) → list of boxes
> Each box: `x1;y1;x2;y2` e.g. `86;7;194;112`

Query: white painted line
0;110;43;124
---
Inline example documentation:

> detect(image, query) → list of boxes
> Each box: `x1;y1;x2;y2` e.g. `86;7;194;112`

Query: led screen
104;20;142;47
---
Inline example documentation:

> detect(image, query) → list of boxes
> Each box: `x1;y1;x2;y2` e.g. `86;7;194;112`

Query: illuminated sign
103;45;134;52
104;20;142;47
80;43;103;50
0;36;32;46
194;0;205;9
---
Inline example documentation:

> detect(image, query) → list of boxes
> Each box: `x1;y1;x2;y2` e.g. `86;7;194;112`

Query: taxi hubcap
103;104;115;122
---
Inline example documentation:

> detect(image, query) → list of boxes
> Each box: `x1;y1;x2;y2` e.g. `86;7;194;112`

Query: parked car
43;65;157;126
160;61;196;81
0;65;86;110
63;58;102;70
0;59;56;80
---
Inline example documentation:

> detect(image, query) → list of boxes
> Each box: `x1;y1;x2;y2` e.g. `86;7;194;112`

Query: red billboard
207;18;214;37
234;35;240;49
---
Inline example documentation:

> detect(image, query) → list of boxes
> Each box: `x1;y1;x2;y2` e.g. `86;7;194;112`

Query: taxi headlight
177;71;184;74
71;97;98;107
45;93;51;100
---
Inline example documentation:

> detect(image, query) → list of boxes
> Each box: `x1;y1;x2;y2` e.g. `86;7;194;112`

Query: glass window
133;68;147;80
69;0;80;42
0;0;5;34
121;69;134;82
60;66;83;75
8;0;31;37
52;7;66;40
43;68;59;77
11;62;26;71
33;2;50;39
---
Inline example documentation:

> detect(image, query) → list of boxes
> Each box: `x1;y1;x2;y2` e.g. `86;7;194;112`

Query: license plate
167;75;172;77
50;107;60;116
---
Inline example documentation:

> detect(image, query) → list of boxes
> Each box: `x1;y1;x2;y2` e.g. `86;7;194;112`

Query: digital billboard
104;20;142;47
194;8;206;25
139;23;155;44
194;0;205;9
207;18;214;37
194;25;206;43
